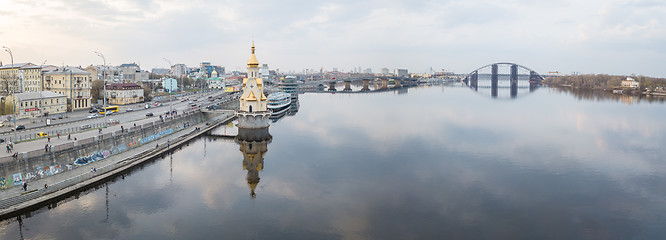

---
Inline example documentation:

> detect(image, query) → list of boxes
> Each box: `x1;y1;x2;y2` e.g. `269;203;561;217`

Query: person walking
22;182;27;191
57;133;60;139
47;137;50;142
6;145;10;153
45;144;49;152
99;128;102;134
68;134;71;140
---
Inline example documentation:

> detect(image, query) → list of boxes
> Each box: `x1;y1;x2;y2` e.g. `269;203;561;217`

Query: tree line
543;74;666;90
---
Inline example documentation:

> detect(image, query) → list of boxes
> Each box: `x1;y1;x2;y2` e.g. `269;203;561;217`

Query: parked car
0;121;4;127
145;112;154;117
87;114;99;119
89;108;98;113
125;108;133;112
14;125;25;131
37;132;48;137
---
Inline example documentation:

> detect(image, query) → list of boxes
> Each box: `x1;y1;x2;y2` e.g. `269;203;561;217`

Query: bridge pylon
343;80;352;91
361;79;370;91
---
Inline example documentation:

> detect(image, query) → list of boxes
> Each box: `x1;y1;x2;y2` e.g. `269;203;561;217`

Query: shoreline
0;112;235;219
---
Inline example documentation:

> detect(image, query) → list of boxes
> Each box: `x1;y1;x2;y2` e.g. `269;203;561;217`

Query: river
1;85;665;239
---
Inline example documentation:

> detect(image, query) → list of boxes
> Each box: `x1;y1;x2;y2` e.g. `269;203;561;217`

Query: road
0;89;241;145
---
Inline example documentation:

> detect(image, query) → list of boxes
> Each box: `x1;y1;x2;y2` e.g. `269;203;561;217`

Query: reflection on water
1;86;666;239
235;127;272;198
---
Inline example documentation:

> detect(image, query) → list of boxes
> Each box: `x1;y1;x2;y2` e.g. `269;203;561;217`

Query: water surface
1;85;665;239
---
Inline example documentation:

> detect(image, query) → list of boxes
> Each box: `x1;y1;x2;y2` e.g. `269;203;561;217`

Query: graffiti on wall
74;150;111;166
13;173;23;186
0;177;11;189
139;128;174;144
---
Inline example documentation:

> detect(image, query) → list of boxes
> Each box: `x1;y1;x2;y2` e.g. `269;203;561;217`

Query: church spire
247;42;259;68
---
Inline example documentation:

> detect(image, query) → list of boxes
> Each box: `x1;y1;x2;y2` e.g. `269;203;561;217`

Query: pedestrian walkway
0;112;233;215
0;111;199;163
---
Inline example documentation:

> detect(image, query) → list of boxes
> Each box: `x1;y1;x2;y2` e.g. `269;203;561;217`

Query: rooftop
13;91;66;100
0;63;34;70
44;67;91;75
106;83;142;90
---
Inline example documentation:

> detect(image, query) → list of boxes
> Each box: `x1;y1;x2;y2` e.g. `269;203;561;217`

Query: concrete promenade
0;111;234;218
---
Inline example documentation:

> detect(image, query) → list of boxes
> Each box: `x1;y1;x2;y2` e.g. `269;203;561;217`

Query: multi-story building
105;83;144;105
381;68;390;75
151;68;169;75
43;67;92;111
199;62;224;78
84;65;122;82
19;65;45;92
119;63;150;82
394;69;408;77
171;64;188;78
12;91;67;119
0;63;35;96
621;77;640;89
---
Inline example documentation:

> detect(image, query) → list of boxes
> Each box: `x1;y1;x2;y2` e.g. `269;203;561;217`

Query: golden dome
247;42;259;68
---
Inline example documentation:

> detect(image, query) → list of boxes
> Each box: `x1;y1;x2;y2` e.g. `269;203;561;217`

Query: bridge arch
464;62;544;98
467;62;545;80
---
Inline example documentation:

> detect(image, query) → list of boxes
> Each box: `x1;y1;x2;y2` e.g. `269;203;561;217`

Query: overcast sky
0;0;664;77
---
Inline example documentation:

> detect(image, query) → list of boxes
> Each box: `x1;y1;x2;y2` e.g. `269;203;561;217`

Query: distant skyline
1;0;665;77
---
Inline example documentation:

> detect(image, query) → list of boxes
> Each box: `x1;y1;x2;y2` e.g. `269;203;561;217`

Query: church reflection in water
234;127;272;198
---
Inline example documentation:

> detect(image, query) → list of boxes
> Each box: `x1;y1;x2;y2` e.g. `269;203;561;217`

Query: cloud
0;0;665;76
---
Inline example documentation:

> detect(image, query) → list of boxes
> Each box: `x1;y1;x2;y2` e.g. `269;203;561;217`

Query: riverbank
0;111;235;219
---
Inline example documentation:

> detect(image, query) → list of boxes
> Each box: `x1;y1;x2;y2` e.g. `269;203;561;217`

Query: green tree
143;85;153;102
91;80;105;103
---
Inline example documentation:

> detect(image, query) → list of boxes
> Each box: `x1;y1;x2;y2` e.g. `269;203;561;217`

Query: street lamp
163;58;173;114
95;51;107;127
3;46;17;143
40;60;46;120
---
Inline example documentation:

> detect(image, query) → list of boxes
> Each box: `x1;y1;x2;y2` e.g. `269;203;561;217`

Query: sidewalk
0;112;233;215
0;113;177;163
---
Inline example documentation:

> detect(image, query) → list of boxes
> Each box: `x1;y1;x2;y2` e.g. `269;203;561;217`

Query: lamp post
95;52;107;127
3;46;17;143
40;60;46;120
163;58;173;114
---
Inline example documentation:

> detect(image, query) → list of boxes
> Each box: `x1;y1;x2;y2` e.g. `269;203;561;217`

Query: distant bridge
463;62;544;98
300;76;419;93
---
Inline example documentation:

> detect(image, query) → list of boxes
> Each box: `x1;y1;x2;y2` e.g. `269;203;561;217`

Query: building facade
84;65;122;82
12;91;67;119
0;63;35;96
43;67;92;111
19;65;45;92
171;64;188;78
105;83;144;105
621;77;640;89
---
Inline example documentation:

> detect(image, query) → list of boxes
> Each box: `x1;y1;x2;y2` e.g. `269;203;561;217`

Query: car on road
37;132;48;137
145;104;151;109
0;121;4;127
145;112;154;117
87;114;99;119
58;114;63;119
51;116;56;120
0;138;4;143
80;124;91;130
125;108;133;112
89;108;98;113
14;125;25;131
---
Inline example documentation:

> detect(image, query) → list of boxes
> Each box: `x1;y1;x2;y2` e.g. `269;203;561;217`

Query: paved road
0;89;241;162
